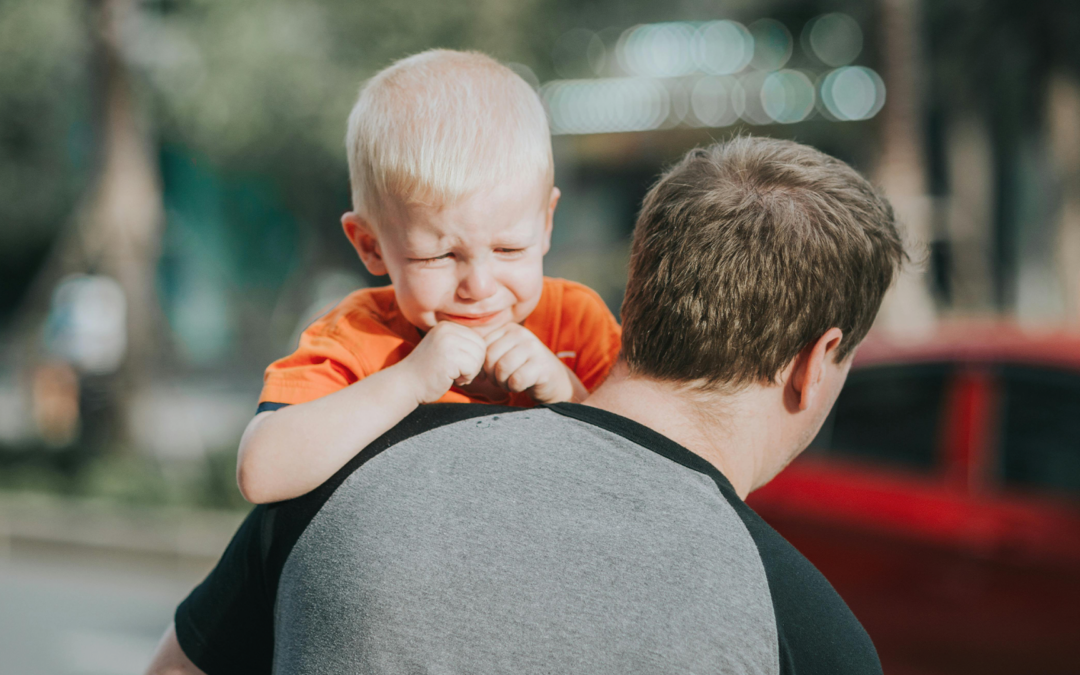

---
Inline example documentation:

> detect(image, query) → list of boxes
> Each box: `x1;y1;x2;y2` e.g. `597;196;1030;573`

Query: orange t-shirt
259;277;622;408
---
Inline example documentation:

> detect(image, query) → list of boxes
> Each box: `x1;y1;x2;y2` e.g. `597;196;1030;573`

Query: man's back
176;404;881;675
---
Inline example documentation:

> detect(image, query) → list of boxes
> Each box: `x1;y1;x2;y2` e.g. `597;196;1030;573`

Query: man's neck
583;364;780;499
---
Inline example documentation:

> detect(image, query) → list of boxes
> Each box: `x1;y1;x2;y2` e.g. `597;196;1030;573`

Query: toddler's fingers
482;325;509;346
436;324;488;366
452;354;482;387
458;340;487;383
441;321;488;349
463;338;488;371
492;346;533;389
506;361;544;394
484;331;522;374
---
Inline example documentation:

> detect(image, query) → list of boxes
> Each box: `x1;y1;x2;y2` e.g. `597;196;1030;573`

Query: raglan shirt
258;277;622;409
175;404;882;675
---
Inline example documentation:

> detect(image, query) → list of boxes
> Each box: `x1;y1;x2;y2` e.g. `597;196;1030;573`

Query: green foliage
0;445;249;511
0;0;90;238
134;1;352;170
0;0;560;306
125;0;558;176
0;0;92;317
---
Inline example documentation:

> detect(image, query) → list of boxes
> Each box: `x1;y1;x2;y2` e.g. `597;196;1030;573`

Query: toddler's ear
342;212;387;276
543;187;560;255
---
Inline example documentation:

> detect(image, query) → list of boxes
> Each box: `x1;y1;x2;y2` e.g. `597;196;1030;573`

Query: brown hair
620;136;905;389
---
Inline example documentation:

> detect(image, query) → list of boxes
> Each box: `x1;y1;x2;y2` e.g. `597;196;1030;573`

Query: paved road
0;542;214;675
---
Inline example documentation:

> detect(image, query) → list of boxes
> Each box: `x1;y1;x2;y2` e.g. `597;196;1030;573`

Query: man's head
341;50;557;337
617;136;905;487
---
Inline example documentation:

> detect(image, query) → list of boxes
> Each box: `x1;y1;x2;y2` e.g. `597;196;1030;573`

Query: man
147;136;905;675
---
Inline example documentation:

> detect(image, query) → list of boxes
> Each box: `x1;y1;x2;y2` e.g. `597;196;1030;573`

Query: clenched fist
400;322;487;404
483;323;588;404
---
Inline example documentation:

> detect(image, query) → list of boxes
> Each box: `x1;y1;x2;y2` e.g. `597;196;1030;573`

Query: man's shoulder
178;402;880;675
272;403;879;675
284;403;512;508
263;402;691;575
257;405;513;584
556;403;882;674
273;404;784;674
727;499;883;674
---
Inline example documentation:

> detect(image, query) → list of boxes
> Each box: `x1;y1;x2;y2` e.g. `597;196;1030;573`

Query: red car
748;323;1080;675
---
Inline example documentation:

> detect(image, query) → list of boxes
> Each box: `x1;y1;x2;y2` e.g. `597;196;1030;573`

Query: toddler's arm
237;322;486;503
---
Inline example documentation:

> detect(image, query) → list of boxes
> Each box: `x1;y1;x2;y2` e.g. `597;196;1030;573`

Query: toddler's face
345;177;559;338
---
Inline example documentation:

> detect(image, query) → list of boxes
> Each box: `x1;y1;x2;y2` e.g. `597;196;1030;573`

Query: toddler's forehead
399;172;547;210
388;178;548;232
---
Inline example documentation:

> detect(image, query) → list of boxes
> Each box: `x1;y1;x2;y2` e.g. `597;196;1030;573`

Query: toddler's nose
457;262;497;302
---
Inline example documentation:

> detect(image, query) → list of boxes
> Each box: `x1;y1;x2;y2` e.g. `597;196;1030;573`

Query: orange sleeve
559;282;622;392
259;320;373;406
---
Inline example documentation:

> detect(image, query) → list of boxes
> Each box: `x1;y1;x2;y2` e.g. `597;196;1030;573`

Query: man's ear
541;187;560;256
341;212;387;276
788;327;845;412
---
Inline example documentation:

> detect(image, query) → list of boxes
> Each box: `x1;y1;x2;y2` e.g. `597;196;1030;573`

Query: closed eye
409;252;454;263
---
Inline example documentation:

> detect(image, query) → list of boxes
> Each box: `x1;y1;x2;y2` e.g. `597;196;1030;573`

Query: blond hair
346;50;552;223
621;136;906;390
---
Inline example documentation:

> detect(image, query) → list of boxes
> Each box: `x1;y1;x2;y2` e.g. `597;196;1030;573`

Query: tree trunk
1048;73;1080;323
19;0;164;450
873;0;937;336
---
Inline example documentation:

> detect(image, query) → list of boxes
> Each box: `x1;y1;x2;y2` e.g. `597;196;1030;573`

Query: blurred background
1;0;1079;673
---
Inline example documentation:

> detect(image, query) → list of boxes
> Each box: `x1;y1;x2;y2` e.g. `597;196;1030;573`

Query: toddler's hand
401;322;487;404
483;324;583;404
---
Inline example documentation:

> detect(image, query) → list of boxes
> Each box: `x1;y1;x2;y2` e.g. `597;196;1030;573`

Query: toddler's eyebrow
495;235;533;246
496;221;543;243
402;231;458;252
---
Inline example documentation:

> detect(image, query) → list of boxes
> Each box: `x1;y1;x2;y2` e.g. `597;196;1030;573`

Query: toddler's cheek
394;294;438;332
398;280;448;318
512;282;545;319
508;264;545;303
